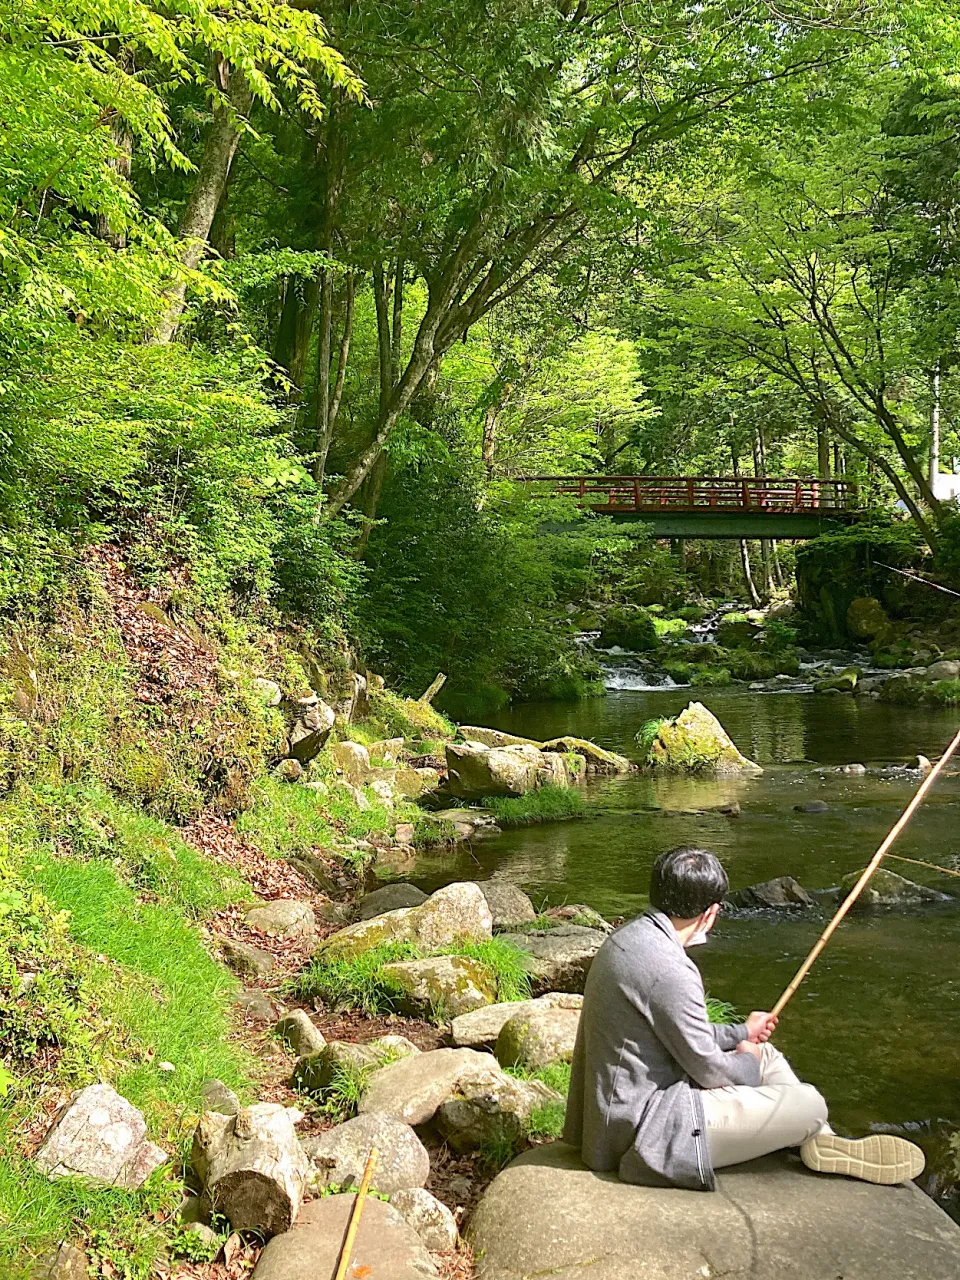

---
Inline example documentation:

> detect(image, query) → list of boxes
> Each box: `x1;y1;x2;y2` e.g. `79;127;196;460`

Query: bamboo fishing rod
332;1147;379;1280
771;724;960;1019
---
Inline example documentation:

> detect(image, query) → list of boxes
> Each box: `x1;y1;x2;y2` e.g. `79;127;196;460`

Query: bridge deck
523;475;860;539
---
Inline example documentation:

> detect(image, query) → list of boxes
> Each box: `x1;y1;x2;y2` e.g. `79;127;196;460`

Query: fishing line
771;724;960;1018
875;561;960;599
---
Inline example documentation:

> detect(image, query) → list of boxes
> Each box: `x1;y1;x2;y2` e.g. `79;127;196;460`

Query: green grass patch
364;689;456;742
482;785;585;827
0;784;256;1279
288;940;421;1014
706;996;738;1024
236;774;399;865
927;678;960;706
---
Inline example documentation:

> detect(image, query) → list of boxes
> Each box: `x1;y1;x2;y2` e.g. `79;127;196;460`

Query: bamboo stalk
332;1147;379;1280
771;725;960;1018
884;852;960;880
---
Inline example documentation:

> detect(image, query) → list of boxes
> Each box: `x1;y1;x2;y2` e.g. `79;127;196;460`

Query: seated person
563;845;924;1189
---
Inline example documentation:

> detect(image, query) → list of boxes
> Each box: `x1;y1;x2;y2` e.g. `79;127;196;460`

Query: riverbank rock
495;1005;581;1070
32;1242;90;1280
191;1103;307;1237
467;1143;960;1280
451;994;584;1048
445;741;583;800
839;867;951;909
317;881;492;958
358;1047;495;1125
381;955;496;1017
544;904;614;932
301;1112;429;1194
251;1195;437;1280
436;1069;559;1154
286;694;336;763
389;1188;459;1252
459;727;543;749
643;703;763;776
726;876;816;910
431;808;501;840
497;926;605;993
221;937;276;979
925;659;960;682
293;1038;419;1096
274;1010;326;1057
34;1085;168;1189
478;879;537;929
540;737;636;775
359;883;428;919
245;899;316;941
329;740;371;785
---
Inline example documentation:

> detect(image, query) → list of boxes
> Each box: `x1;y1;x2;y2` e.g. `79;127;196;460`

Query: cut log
191;1103;308;1237
418;673;446;704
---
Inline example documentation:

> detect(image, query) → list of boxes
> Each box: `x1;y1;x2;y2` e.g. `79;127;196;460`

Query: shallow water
412;689;960;1180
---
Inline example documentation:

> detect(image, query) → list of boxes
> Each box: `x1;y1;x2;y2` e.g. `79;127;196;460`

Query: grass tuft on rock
482;785;585;827
291;935;532;1015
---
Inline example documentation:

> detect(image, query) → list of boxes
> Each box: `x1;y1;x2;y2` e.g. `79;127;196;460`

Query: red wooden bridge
522;475;860;538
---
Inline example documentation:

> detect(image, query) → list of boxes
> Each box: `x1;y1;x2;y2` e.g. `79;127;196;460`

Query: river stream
413;687;960;1195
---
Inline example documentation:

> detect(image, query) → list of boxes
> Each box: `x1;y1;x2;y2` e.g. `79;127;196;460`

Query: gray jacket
563;908;760;1190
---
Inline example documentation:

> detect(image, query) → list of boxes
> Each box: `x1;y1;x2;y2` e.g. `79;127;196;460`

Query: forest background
6;0;960;713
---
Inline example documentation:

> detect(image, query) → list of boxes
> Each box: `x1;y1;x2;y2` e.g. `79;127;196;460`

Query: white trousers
701;1043;829;1169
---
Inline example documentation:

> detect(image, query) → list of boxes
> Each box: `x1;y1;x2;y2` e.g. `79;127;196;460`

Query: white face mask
685;911;714;947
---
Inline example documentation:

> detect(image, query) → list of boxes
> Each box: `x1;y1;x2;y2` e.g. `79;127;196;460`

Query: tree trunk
153;62;251;344
817;415;831;479
191;1103;308;1238
321;272;355;484
273;279;319;392
930;362;941;493
740;540;762;608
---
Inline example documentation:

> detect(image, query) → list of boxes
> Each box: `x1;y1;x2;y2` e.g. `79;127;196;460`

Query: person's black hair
650;846;728;918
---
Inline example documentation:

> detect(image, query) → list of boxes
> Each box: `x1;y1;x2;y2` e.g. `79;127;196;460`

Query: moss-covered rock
597;607;658;652
715;616;761;648
846;596;890;641
814;666;861;694
839;867;951;909
317;882;493;959
381;955;496;1017
539;736;636;775
641;702;763;775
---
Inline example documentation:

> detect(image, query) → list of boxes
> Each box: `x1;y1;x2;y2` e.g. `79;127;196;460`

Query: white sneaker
800;1132;925;1185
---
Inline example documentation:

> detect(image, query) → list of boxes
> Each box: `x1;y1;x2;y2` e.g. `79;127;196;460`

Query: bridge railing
520;475;858;513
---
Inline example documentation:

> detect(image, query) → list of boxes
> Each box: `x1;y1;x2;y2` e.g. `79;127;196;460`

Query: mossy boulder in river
597;606;658;651
839;867;951;908
846;596;891;640
639;702;763;776
540;736;636;775
814;666;861;694
446;740;584;799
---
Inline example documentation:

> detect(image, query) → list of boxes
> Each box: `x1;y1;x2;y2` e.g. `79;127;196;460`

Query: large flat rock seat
466;1142;960;1280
